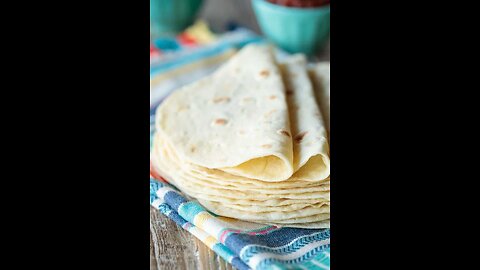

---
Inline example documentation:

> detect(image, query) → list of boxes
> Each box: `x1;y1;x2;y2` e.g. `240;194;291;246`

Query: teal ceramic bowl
150;0;203;37
252;0;330;55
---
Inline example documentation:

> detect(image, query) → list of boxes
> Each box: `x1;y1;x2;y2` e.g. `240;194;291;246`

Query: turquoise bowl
252;0;330;55
150;0;203;37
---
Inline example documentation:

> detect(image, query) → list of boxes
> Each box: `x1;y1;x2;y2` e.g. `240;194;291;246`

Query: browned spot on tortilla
264;109;277;118
178;105;190;112
213;96;231;104
277;129;291;137
269;95;277;100
294;131;308;143
241;97;255;105
213;118;228;125
190;146;196;153
259;70;270;77
238;130;246;135
261;144;272;149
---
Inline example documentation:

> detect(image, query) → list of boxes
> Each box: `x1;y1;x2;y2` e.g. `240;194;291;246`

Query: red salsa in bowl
267;0;330;8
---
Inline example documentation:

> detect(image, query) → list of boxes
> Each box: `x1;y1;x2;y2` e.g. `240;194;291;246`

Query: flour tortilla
308;62;330;136
151;141;330;201
230;213;330;224
188;192;327;207
156;44;330;181
250;213;330;224
263;220;330;229
156;44;294;181
198;198;329;213
153;157;330;201
199;200;329;220
154;133;330;194
181;188;328;207
280;55;330;181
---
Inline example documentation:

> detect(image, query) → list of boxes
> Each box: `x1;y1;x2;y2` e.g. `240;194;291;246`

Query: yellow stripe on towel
194;211;212;229
150;48;237;87
203;236;217;248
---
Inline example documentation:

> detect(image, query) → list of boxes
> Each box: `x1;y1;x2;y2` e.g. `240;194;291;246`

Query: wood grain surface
150;207;235;270
150;1;330;269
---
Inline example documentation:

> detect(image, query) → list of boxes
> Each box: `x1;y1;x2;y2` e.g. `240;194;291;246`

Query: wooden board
150;207;236;270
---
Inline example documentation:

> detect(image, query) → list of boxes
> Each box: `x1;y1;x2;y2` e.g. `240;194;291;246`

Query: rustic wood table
150;1;330;269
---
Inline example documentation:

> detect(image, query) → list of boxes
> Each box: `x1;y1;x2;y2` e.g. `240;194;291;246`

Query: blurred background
198;0;261;33
150;0;330;60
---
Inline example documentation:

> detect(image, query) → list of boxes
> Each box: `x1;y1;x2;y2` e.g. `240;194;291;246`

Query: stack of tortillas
151;44;331;228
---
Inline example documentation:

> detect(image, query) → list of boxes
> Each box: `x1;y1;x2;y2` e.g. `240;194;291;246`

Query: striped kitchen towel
150;25;330;270
150;177;330;270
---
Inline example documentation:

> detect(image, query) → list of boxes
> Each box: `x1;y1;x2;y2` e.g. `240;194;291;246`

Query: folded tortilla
156;44;330;181
309;62;330;136
280;55;330;181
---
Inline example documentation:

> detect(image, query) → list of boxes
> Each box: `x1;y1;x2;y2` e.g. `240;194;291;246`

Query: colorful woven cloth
150;25;330;270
